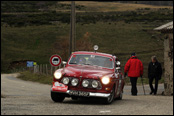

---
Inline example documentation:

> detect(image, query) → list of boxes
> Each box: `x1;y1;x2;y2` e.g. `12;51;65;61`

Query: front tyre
103;87;115;104
71;96;78;100
51;92;65;102
116;91;123;100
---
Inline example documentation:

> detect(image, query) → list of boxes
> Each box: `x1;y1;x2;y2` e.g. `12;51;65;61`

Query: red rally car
51;50;125;104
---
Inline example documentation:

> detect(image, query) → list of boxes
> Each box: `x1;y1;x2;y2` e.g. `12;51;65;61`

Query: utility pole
69;1;76;57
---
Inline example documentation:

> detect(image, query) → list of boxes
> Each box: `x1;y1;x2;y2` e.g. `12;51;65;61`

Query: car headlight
92;80;98;88
62;77;70;85
54;71;62;79
71;78;78;86
82;80;89;87
101;76;110;85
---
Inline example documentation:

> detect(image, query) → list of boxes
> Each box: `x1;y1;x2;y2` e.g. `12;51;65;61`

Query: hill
57;1;172;12
1;1;173;79
117;1;173;6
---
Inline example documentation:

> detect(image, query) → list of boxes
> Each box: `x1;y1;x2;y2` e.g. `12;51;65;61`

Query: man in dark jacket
148;56;162;95
124;53;144;96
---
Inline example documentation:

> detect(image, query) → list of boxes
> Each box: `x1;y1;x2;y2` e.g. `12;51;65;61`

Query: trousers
130;77;138;95
149;76;159;94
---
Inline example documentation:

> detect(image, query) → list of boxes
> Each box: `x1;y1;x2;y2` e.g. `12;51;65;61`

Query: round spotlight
62;77;70;85
71;78;78;86
92;80;98;88
82;80;89;87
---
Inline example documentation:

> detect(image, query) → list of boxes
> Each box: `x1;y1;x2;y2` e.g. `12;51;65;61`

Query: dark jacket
148;61;162;79
124;56;144;77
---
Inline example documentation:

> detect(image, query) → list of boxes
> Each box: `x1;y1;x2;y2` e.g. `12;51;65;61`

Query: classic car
51;46;125;104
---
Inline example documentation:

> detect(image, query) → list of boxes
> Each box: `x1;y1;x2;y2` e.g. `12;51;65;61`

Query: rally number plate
69;90;89;97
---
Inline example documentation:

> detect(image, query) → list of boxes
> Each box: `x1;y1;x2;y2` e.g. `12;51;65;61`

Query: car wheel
51;92;65;102
117;91;123;100
71;96;78;100
103;87;115;104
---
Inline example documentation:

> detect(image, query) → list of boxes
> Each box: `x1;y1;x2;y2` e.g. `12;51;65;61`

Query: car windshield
69;54;114;69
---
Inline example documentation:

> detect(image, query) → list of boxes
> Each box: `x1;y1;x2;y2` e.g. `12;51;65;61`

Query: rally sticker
52;82;68;92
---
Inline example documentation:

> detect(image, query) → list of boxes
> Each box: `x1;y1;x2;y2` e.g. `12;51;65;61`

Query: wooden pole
40;64;42;74
37;65;39;74
69;1;76;56
34;65;36;73
37;65;39;73
46;64;48;75
43;64;46;74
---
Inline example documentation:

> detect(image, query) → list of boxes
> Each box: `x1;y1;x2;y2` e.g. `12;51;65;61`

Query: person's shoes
154;93;157;95
150;91;154;95
132;94;137;96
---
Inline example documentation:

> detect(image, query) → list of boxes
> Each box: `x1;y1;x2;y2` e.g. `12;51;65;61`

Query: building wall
164;33;173;95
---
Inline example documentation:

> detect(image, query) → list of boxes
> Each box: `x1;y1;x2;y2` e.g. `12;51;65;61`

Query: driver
104;59;112;68
78;57;86;64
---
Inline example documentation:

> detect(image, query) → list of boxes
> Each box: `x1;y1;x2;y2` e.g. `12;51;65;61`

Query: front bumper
67;90;110;98
51;90;110;98
51;82;110;98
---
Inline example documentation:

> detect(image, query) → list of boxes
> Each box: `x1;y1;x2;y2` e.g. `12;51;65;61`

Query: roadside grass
1;24;70;72
17;71;53;85
1;21;166;79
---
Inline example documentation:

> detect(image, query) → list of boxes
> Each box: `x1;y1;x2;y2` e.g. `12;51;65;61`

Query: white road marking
99;110;111;113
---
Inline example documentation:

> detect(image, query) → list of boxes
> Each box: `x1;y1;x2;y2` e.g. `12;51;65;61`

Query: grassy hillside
1;21;165;76
57;1;172;12
1;1;173;79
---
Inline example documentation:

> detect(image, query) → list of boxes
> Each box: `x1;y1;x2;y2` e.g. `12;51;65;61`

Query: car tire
51;92;65;102
71;96;78;100
117;91;123;100
103;87;115;104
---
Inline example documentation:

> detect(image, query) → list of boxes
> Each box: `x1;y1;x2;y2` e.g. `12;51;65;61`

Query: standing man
124;53;144;96
148;56;162;95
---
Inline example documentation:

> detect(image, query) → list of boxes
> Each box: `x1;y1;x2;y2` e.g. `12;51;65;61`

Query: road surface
1;73;173;115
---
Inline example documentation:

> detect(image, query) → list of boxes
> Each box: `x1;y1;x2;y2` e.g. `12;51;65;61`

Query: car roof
72;51;114;58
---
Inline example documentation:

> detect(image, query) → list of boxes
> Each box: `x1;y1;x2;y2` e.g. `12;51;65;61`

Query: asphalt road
1;73;173;115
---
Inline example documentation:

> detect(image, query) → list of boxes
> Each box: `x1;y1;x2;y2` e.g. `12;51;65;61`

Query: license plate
69;90;89;97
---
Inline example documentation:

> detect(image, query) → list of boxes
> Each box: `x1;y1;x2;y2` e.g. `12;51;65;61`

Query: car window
69;54;114;69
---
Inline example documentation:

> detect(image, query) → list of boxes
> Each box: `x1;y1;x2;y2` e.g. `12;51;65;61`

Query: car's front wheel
116;90;123;100
51;92;65;102
103;87;115;104
71;96;78;100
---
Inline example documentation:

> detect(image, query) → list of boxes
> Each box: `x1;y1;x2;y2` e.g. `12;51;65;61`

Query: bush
1;9;173;27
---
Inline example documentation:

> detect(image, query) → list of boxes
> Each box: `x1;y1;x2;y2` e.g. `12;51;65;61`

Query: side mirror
116;61;121;66
62;61;67;68
62;61;67;65
115;61;121;71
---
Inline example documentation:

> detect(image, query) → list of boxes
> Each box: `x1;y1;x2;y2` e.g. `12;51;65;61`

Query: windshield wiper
84;63;92;65
69;62;77;64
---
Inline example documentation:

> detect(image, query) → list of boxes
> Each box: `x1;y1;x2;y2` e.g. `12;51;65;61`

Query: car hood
62;65;113;79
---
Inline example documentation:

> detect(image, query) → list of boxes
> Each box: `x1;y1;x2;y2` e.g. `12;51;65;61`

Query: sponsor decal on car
52;82;68;92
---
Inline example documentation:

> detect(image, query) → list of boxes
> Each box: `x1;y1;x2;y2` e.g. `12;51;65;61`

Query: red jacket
124;56;143;77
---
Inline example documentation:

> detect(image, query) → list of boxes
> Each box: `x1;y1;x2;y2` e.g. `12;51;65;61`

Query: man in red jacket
124;53;144;96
